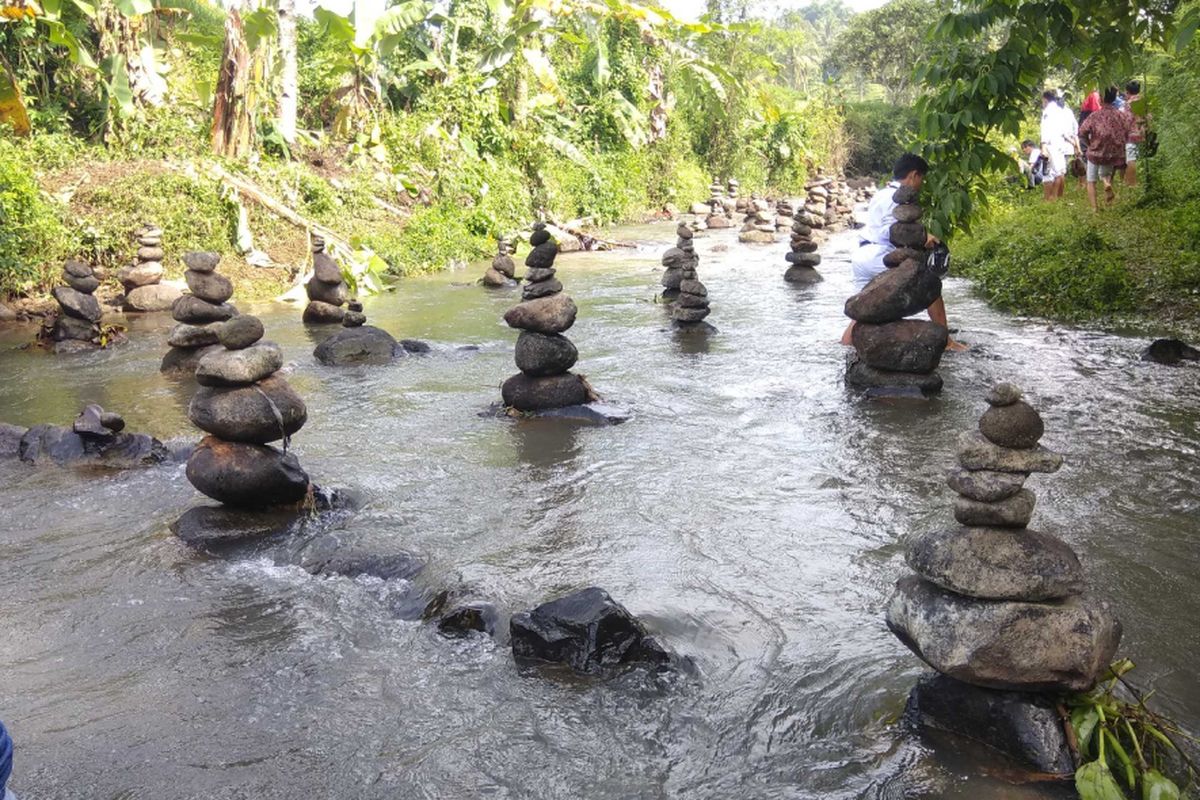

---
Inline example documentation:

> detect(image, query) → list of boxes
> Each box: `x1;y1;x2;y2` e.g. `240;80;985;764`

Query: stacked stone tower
886;384;1121;766
44;260;104;353
501;223;593;412
844;186;945;395
738;200;777;244
705;179;732;229
121;223;180;312
659;222;696;302
162;252;237;374
186;314;311;508
727;178;745;213
303;236;349;324
481;238;517;287
783;214;822;284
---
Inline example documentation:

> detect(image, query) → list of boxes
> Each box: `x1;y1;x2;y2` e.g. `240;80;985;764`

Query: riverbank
953;188;1200;335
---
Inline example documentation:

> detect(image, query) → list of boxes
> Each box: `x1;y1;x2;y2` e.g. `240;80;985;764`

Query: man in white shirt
842;153;964;350
1021;140;1044;188
1039;90;1079;201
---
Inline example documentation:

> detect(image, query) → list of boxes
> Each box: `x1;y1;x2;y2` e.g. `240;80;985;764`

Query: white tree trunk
276;0;298;144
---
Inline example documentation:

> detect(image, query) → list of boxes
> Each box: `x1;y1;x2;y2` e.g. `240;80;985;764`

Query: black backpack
927;242;951;277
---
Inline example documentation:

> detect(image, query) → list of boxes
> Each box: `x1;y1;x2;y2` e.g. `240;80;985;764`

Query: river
0;223;1197;799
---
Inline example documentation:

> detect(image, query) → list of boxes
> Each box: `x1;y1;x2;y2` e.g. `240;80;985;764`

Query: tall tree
211;8;254;157
276;0;297;144
825;0;935;103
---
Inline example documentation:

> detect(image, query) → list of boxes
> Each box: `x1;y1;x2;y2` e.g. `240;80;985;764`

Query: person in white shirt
1039;90;1079;201
1021;140;1044;187
842;153;965;350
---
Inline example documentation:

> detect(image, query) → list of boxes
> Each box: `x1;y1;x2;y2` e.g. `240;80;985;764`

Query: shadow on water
0;221;1198;799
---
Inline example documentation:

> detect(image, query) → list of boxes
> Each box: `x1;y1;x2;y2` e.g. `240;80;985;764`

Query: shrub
843;101;920;179
0;137;75;295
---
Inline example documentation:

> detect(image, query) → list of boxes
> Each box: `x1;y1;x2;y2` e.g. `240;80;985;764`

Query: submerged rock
17;423;168;468
501;373;591;412
438;602;501;638
905;672;1074;775
185;436;310;508
313;325;399;366
510;587;674;674
1142;338;1200;365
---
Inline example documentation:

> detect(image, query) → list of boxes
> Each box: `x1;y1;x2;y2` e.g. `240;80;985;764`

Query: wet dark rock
186;436;310;507
905;673;1074;775
676;293;708;310
64;260;92;278
883;247;924;268
515;331;578;377
889;222;927;248
64;272;100;294
784;265;823;284
946;467;1026;502
73;404;111;437
979;400;1046;449
893;185;919;204
182;252;220;273
844;260;941;324
185;270;234;304
530;229;552;246
907;526;1083;600
957;431;1063;474
172;295;237;324
953;488;1036;528
789;240;819;253
504;294;578;334
52;286;102;322
161;344;220;376
886;575;1120;691
893;204;924;223
0;422;27;457
524;243;559;269
52;315;98;342
217;315;265;350
399;339;432;354
851;320;947;373
312;253;342;284
306;277;347;306
124;284;181;312
195;342;283;387
522;278;563;300
308;551;425;581
481;267;512;287
171;504;303;549
438;603;501;638
302;300;346;324
510;587;674;674
314;325;398;366
168;323;220;348
18;423;168;467
785;252;822;267
1142;338;1200;364
502;372;591;411
342;311;367;327
524;267;557;282
189;374;308;444
100;411;125;432
845;356;942;396
661;269;684;290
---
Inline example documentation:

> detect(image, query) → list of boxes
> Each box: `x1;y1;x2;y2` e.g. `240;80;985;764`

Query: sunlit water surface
1;223;1198;799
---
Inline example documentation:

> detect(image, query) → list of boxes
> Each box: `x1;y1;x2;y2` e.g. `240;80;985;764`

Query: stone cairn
886;384;1121;772
844;186;945;395
705;179;732;229
481;238;518;287
728;178;747;213
186;314;311;508
774;198;795;232
500;223;593;412
121;224;180;312
302;236;349;324
659;222;711;329
738;198;777;244
783;208;823;284
161;252;238;375
42;260;104;353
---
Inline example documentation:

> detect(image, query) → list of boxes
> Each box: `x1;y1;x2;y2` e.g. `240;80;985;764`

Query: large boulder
851;320;948;373
313;325;398;366
515;331;578;377
124;284;182;313
189;374;307;444
52;286;101;322
194;343;283;387
844;260;941;323
905;673;1074;775
906;526;1084;601
886;575;1121;692
504;294;578;334
501;372;591;411
185;436;310;508
510;587;673;674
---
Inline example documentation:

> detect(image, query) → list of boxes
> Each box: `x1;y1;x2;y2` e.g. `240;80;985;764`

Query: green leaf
104;53;135;117
314;7;356;44
42;19;97;69
1141;769;1180;800
1172;8;1199;53
113;0;152;16
1076;762;1128;800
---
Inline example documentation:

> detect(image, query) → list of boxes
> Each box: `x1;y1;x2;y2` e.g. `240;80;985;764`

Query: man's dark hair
1126;80;1141;95
1104;85;1119;104
1042;89;1058;102
893;153;929;180
1021;139;1035;148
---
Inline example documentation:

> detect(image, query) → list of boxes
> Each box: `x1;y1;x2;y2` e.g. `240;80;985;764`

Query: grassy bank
953;188;1200;332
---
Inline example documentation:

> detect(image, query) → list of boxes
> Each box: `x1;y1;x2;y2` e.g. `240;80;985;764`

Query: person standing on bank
1120;79;1147;187
1078;86;1134;210
1040;90;1079;201
842;153;965;350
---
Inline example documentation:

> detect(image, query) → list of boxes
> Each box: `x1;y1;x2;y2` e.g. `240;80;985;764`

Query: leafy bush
0;137;74;295
843;101;919;178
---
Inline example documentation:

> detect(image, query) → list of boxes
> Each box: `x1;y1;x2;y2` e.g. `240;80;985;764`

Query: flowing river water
1;223;1198;799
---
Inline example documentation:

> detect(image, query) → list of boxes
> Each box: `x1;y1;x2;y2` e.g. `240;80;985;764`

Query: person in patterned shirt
1078;86;1133;210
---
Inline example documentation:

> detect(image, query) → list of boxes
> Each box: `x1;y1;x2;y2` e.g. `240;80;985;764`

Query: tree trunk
211;9;254;158
646;60;666;143
276;0;297;144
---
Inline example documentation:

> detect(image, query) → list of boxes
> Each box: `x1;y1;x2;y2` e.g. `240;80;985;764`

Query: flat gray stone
906;526;1084;600
946;467;1026;502
195;343;282;387
957;431;1062;474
